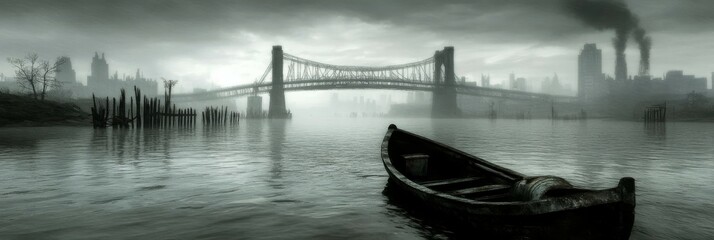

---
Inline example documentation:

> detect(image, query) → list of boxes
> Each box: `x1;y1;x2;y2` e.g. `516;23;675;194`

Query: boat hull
381;125;635;239
385;176;634;240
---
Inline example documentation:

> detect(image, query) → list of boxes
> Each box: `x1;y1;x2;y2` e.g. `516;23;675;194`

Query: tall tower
268;45;288;118
615;53;627;81
89;52;109;82
431;46;460;118
578;44;603;100
87;52;111;96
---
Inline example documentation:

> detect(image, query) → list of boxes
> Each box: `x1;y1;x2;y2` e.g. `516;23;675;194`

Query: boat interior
386;128;581;202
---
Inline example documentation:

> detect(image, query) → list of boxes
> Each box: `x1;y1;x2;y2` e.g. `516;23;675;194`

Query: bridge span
172;46;577;118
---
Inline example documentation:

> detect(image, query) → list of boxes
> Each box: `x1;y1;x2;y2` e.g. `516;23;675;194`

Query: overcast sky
1;0;713;93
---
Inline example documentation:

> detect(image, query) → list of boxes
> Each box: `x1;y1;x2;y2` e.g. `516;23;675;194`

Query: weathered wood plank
472;193;511;202
448;184;510;196
422;176;484;188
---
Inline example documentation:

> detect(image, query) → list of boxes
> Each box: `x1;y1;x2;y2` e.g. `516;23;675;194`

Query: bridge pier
431;46;461;118
269;45;289;118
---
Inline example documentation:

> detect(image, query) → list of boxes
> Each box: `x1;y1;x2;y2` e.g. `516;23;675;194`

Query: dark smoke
564;0;652;77
614;27;629;80
633;27;652;75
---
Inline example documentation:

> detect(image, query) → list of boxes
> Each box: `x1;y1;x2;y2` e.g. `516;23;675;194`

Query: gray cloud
4;0;712;39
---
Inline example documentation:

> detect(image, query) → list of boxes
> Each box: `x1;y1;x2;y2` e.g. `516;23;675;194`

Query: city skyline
1;0;713;93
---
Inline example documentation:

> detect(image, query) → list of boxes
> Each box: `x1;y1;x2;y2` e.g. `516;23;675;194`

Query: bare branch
6;53;62;100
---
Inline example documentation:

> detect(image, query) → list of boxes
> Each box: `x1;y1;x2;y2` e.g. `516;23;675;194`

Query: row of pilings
91;87;240;129
141;96;197;128
644;103;667;123
202;106;240;126
91;88;137;128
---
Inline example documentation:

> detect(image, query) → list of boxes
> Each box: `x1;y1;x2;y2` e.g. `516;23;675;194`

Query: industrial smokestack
564;0;650;80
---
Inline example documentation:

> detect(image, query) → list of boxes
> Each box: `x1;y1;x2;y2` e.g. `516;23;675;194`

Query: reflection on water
269;120;286;190
0;119;713;239
645;122;666;139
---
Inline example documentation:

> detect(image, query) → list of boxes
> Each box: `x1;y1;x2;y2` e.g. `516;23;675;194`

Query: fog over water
1;118;712;239
1;1;714;239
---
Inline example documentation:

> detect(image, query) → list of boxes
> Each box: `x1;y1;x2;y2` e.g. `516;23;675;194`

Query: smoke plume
564;0;652;77
633;27;652;75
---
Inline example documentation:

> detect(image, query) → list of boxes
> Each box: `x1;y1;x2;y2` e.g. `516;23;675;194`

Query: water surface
1;118;712;239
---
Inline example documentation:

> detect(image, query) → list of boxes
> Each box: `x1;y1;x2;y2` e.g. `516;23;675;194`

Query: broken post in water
644;103;666;123
202;106;239;126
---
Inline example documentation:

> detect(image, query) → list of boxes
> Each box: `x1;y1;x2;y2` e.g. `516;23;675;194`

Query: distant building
481;75;490;88
86;52;158;97
87;52;109;88
56;57;76;85
54;56;88;98
578;43;605;101
541;73;567;95
662;70;707;95
246;95;263;118
509;73;527;91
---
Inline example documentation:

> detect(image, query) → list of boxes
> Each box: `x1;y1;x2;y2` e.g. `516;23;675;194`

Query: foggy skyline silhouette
1;0;712;96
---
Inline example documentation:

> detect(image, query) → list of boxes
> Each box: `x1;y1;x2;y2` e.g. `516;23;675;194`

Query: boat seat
449;184;510;196
472;193;511;202
421;176;484;188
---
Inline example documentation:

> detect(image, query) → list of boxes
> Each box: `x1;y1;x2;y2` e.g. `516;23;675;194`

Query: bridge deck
172;79;576;103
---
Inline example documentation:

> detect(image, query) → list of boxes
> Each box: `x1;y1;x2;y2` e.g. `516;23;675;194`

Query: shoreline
0;93;90;127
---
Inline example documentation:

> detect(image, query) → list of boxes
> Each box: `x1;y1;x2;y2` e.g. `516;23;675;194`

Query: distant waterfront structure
86;52;158;97
578;43;605;101
607;69;707;98
481;75;490;87
55;56;88;98
509;73;527;91
246;95;263;118
56;57;76;85
541;73;569;95
88;52;108;85
662;70;707;95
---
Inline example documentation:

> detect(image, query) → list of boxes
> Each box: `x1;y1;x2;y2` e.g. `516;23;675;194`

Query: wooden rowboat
381;124;635;240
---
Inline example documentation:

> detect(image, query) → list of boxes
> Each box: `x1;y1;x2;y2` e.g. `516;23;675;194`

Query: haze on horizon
1;0;713;95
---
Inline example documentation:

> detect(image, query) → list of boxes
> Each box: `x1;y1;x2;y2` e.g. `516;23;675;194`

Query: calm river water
0;118;712;239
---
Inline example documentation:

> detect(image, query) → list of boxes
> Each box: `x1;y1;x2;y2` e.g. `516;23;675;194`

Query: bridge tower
431;46;461;118
269;45;288;118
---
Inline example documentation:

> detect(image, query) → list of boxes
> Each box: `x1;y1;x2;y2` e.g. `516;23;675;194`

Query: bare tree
39;58;65;100
7;53;66;100
7;53;40;99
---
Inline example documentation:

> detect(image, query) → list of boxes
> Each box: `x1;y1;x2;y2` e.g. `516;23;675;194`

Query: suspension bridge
173;46;577;118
